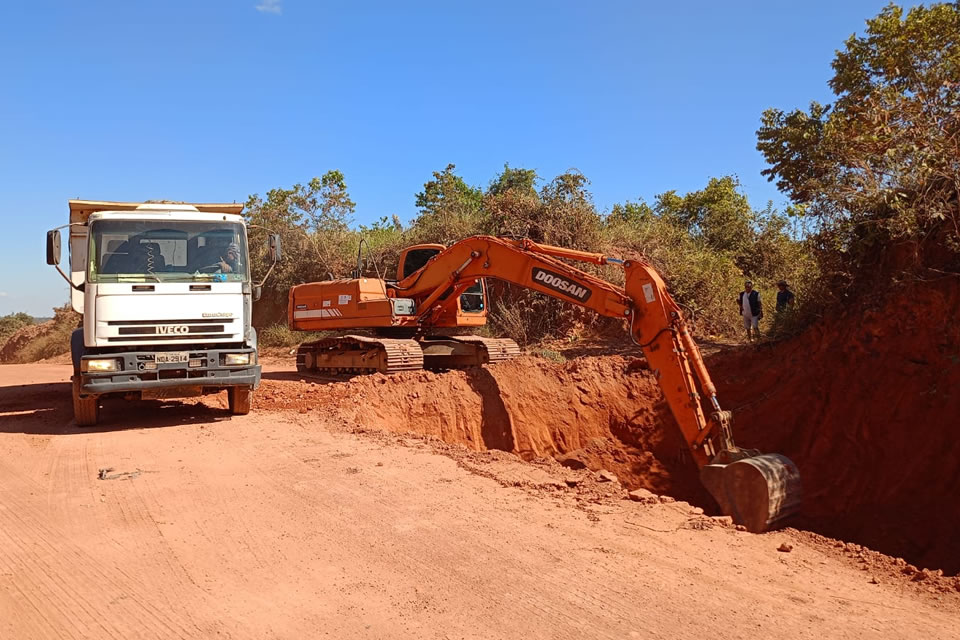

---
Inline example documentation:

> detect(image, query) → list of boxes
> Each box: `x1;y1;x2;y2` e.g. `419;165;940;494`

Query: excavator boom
288;235;801;530
393;236;801;530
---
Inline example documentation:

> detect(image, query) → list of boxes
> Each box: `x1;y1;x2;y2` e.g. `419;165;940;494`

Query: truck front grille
105;318;236;342
117;325;225;335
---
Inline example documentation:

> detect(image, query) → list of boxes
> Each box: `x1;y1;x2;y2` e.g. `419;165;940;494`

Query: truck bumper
78;347;260;396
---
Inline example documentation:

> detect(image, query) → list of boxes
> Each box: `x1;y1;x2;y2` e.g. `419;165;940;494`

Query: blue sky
1;0;903;315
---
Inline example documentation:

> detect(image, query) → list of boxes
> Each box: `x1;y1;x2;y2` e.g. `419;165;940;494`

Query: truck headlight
81;358;121;372
223;353;252;366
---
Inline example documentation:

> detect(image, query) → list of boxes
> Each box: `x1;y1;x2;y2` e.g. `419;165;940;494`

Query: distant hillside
0;305;79;364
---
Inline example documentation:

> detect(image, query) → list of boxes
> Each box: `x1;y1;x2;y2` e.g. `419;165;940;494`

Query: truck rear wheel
72;378;99;427
228;387;252;415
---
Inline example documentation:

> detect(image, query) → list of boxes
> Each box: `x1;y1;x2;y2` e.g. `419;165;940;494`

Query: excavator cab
397;244;487;326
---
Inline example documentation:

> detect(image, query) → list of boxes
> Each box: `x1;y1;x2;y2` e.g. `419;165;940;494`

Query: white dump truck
45;200;279;426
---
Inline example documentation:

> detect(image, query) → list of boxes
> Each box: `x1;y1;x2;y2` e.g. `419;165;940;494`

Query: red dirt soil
258;356;709;505
258;278;960;576
710;278;960;575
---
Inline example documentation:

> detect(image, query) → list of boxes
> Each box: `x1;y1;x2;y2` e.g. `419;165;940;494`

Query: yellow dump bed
68;200;244;225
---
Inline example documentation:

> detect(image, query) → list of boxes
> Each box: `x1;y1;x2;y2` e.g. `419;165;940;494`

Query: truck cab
46;200;278;426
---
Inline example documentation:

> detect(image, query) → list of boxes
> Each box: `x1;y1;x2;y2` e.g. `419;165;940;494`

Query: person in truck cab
217;242;241;273
193;240;240;274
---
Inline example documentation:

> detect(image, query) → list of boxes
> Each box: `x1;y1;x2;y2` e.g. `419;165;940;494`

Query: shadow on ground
0;380;235;435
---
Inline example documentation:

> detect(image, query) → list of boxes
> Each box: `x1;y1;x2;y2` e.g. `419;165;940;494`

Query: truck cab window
89;220;249;282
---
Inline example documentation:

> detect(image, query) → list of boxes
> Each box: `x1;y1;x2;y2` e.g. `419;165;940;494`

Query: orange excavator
288;235;801;531
290;240;522;374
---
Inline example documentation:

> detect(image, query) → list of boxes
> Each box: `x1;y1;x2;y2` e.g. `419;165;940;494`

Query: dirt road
0;363;957;639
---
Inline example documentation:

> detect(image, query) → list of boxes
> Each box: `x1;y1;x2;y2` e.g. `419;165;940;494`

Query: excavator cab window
400;248;440;279
400;246;485;313
459;280;484;313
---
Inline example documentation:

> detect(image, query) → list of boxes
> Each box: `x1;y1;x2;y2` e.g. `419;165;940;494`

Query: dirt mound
0;305;77;364
0;320;62;363
259;356;708;503
710;278;960;574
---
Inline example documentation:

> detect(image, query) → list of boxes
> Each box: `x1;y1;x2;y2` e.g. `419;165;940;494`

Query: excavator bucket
700;452;801;533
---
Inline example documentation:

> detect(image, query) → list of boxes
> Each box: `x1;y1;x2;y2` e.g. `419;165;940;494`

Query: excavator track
447;335;522;365
418;335;521;370
296;335;423;376
296;334;521;378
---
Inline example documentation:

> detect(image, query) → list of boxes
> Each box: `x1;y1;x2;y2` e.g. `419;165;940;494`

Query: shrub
250;166;821;345
0;312;34;345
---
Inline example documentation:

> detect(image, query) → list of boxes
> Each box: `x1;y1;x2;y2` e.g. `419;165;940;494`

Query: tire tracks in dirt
228;417;722;639
0;457;200;639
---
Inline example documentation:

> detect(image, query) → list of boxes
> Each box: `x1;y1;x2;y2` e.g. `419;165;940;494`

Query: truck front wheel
72;378;100;427
227;387;252;415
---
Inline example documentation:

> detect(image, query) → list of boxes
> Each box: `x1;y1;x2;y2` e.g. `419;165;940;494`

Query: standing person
738;280;762;342
776;280;795;312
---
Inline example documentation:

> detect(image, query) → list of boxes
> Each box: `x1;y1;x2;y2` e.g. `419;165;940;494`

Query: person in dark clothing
738;280;762;342
776;280;795;312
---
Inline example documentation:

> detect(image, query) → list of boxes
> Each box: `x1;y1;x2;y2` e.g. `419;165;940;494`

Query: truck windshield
88;220;249;283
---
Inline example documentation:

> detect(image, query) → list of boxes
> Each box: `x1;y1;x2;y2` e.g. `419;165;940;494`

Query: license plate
155;352;189;364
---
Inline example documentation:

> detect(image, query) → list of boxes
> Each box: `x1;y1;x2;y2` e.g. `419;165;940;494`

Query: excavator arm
395;236;801;531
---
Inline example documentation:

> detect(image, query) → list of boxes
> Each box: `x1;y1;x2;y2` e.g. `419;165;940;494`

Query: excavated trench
329;355;711;505
260;278;960;575
709;278;960;575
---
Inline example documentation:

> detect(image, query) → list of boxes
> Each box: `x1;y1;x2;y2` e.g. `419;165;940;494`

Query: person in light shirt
738;280;762;342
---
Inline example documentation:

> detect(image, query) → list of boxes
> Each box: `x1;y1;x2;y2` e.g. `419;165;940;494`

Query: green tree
412;164;484;244
609;200;654;225
307;171;355;232
0;312;34;343
537;170;603;249
245;171;358;322
487;163;539;197
654;176;757;269
484;164;542;239
757;2;960;267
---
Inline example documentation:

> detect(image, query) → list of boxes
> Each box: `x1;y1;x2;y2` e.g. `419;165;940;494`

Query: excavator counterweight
288;235;801;531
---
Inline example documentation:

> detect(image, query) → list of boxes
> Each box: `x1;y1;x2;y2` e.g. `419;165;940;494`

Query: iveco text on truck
45;200;279;426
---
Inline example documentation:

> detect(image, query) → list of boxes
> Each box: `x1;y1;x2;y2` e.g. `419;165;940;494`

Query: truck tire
72;377;99;427
70;329;84;374
228;387;252;415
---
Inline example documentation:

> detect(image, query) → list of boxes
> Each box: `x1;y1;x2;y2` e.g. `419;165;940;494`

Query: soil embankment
259;356;708;504
710;278;960;574
260;279;960;575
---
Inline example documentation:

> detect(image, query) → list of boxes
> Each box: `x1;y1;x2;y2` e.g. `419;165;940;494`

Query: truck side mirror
46;230;62;266
253;284;262;302
269;234;282;262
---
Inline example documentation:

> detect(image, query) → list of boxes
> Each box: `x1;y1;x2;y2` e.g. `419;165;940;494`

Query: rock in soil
628;488;659;504
596;469;619;483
